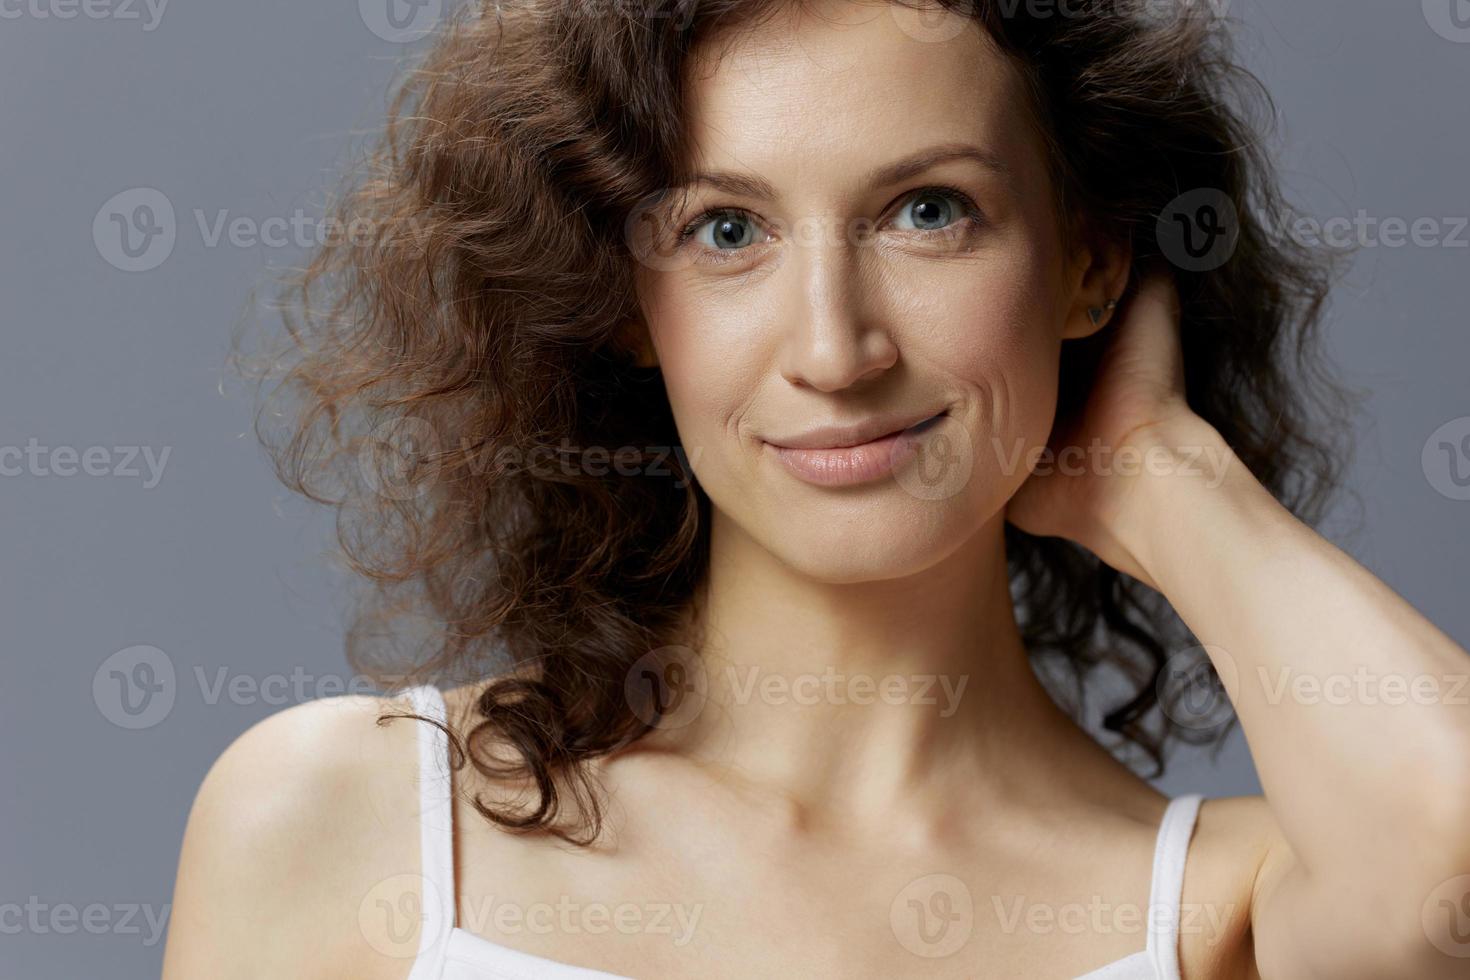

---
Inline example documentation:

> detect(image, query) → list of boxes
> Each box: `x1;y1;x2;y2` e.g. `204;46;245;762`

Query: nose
776;228;899;392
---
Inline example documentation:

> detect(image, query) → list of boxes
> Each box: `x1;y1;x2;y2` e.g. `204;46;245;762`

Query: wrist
1108;414;1258;586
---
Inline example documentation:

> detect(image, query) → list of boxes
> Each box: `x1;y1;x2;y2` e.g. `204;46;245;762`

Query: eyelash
674;184;986;255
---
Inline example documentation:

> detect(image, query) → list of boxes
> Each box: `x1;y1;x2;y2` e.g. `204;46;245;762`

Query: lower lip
767;414;946;487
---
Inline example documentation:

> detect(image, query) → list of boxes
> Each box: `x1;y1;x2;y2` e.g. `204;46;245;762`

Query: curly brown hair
248;0;1363;843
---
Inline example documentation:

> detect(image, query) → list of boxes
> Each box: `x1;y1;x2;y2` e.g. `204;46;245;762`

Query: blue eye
674;185;983;258
681;210;760;250
894;190;960;232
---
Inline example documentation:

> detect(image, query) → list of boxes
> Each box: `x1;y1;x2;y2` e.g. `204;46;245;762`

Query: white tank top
401;684;1204;980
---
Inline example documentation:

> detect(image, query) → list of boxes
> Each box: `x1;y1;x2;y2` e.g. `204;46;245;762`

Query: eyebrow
678;141;1013;199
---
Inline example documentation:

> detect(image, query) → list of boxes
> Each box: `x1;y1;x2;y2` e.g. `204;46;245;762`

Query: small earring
1087;298;1119;327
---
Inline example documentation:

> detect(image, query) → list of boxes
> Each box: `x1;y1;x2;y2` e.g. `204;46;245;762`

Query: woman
163;1;1470;977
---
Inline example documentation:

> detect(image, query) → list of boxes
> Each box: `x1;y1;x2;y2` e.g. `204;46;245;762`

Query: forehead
680;1;1043;192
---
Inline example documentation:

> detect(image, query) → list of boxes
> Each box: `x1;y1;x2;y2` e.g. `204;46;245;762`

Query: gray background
2;2;1467;977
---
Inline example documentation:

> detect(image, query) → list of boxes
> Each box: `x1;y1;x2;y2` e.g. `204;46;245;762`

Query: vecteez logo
890;873;974;958
358;0;441;43
0;0;169;31
1157;188;1240;273
93;188;176;273
1423;417;1470;501
1424;0;1470;43
93;645;176;729
92;188;439;272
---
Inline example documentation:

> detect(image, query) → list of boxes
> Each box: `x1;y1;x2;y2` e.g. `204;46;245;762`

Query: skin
163;3;1470;979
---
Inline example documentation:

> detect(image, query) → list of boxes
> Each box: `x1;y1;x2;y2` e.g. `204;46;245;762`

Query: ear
1062;233;1133;341
613;316;659;369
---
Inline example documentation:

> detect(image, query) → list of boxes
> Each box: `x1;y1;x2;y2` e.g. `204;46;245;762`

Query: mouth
763;409;950;487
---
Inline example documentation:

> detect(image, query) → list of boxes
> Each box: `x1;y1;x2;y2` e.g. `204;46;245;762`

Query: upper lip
764;409;947;450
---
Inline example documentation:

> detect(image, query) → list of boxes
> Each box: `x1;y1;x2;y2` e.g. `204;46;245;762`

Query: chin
757;485;996;584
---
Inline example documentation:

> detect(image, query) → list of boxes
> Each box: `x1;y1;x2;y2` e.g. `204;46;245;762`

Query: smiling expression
629;0;1104;582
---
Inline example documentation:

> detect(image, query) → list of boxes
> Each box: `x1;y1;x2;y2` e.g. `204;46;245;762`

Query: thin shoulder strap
403;684;456;978
1144;793;1204;978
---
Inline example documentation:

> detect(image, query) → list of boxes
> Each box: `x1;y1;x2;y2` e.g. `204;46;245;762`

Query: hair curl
248;0;1363;843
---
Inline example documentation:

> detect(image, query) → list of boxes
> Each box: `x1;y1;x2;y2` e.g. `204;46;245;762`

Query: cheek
883;244;1066;449
637;277;760;460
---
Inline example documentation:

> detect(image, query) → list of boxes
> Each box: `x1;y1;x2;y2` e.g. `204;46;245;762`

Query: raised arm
1009;274;1470;979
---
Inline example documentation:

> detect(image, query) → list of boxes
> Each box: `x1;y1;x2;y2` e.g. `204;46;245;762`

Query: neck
663;507;1080;834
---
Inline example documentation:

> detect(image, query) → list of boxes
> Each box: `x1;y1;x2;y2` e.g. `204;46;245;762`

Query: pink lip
765;411;946;487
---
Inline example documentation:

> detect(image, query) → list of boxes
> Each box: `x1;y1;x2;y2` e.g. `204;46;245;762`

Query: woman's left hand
1004;272;1214;586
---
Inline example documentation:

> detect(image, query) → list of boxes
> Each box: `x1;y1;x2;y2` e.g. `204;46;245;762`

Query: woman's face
631;0;1101;582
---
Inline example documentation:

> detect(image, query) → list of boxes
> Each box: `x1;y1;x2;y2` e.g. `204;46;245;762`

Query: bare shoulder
161;691;433;980
1178;793;1286;980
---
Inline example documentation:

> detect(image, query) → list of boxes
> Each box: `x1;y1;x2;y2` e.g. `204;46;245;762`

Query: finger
1114;272;1185;386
